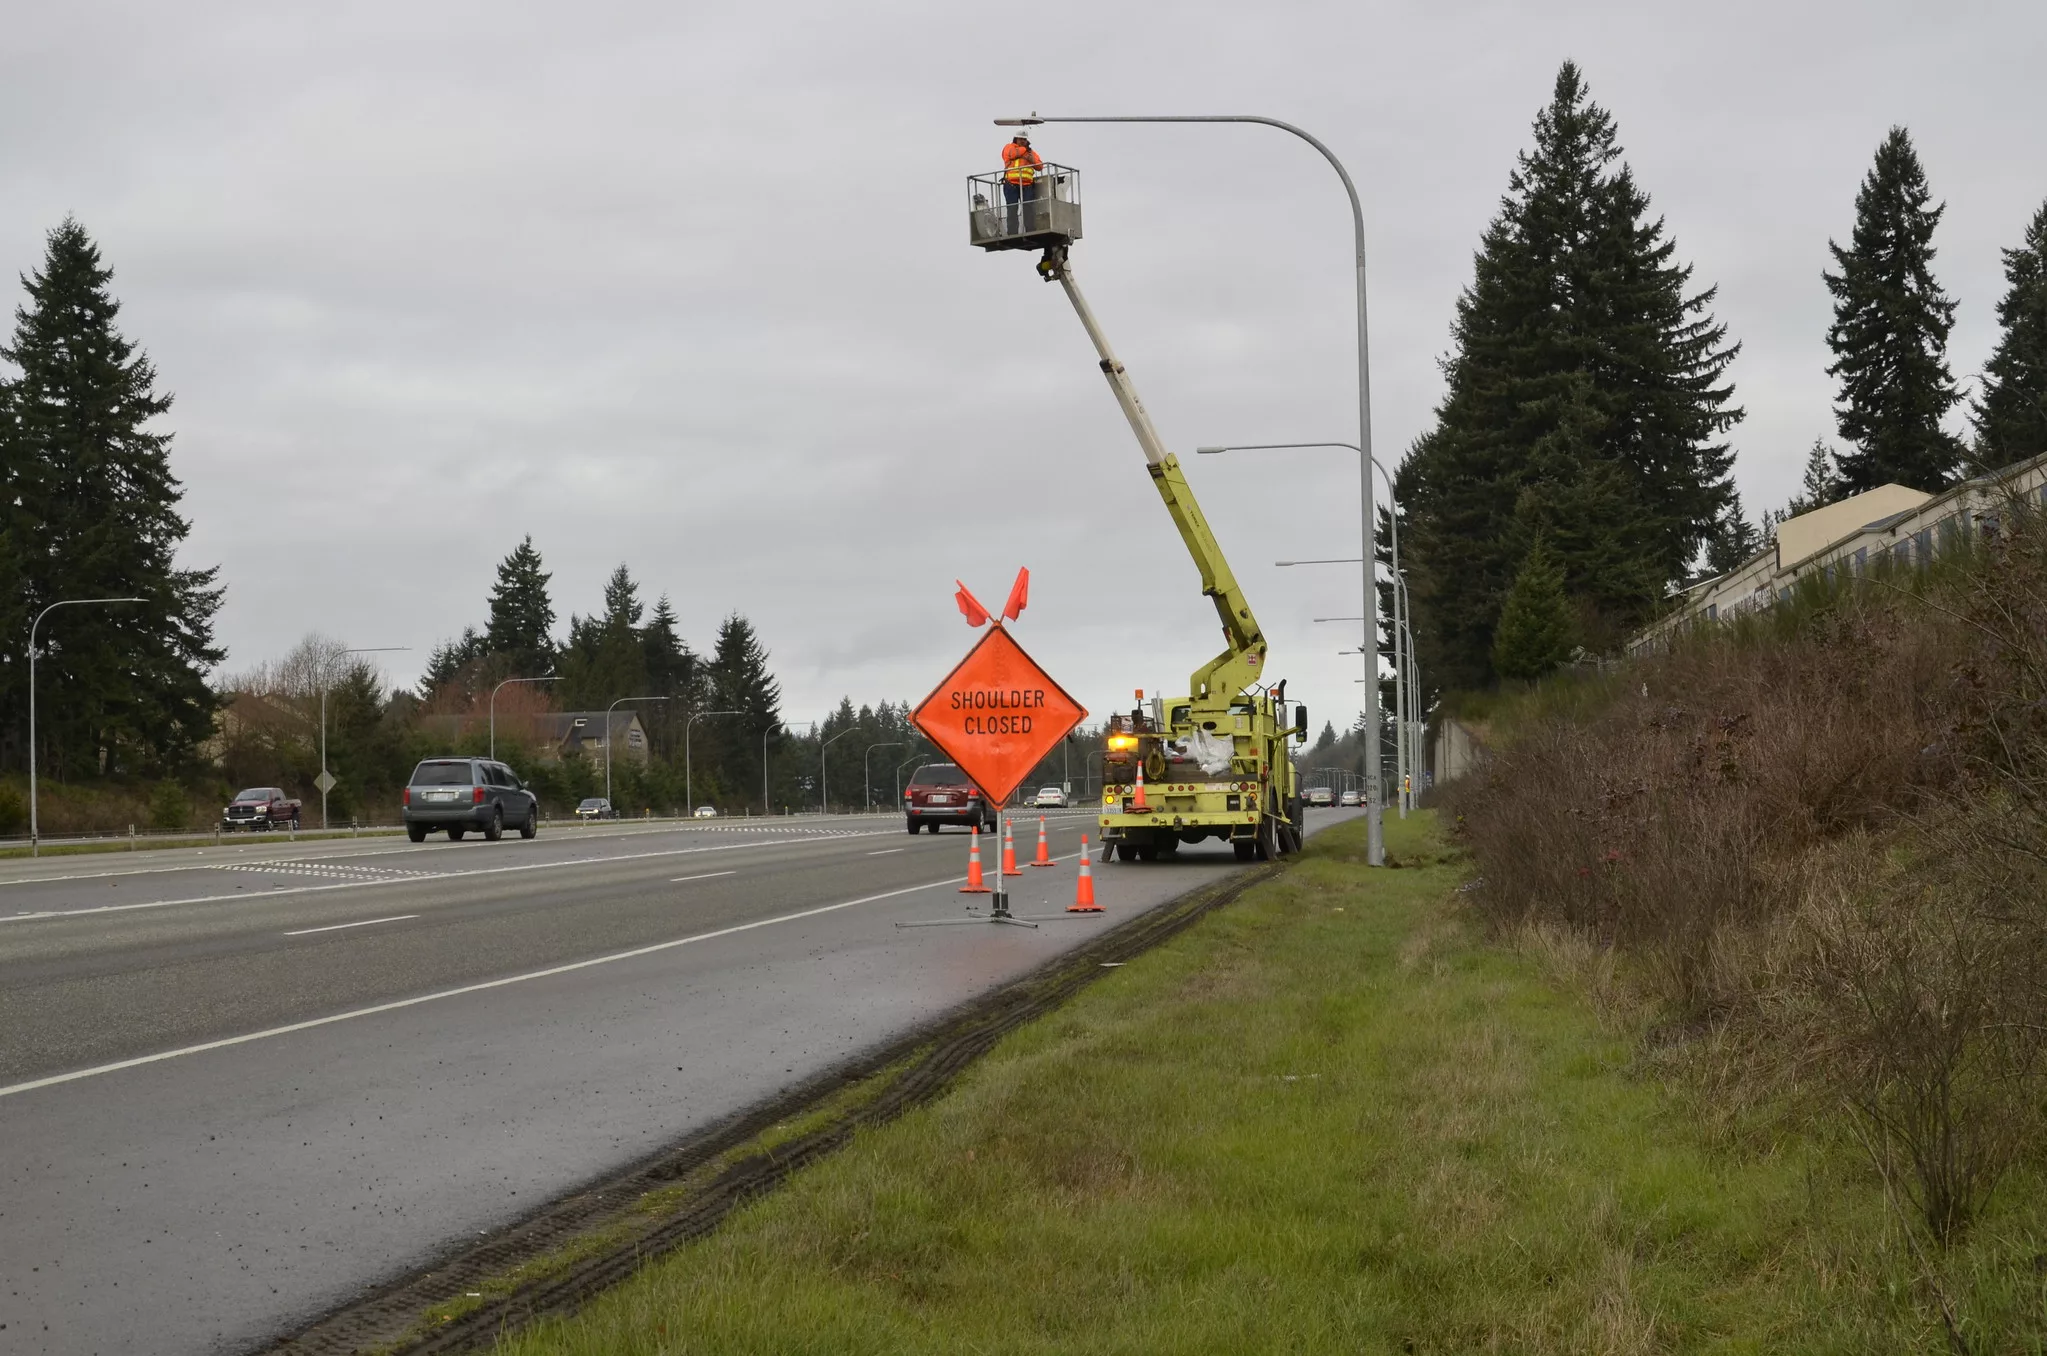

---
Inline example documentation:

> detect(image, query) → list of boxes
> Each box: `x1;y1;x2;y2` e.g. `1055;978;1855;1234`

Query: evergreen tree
559;564;650;711
0;219;223;776
1704;490;1760;574
1825;127;1963;493
1972;197;2047;465
419;627;486;703
1403;62;1741;688
1314;720;1337;752
1491;541;1577;681
705;613;783;802
638;594;698;760
484;536;555;676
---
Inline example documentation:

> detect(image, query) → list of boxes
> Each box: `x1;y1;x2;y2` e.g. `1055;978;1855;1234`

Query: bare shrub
1447;501;2047;1243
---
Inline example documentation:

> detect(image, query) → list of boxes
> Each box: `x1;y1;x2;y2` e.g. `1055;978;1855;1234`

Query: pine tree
1704;490;1760;574
706;613;783;800
1314;721;1337;752
0;219;223;776
638;594;697;760
1491;541;1577;681
559;564;650;711
1404;62;1741;689
484;536;555;676
1825;128;1963;493
1973;197;2047;465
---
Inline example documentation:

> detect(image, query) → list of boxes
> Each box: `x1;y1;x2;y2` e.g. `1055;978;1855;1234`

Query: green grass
496;812;2043;1354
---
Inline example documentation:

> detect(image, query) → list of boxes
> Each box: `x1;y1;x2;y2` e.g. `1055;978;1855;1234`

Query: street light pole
997;111;1383;863
686;709;742;818
894;748;931;811
1201;440;1410;816
820;727;858;815
604;695;668;811
862;742;904;814
321;646;409;830
490;673;559;762
27;596;145;857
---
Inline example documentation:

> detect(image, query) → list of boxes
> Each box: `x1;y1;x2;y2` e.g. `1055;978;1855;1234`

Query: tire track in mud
261;863;1280;1355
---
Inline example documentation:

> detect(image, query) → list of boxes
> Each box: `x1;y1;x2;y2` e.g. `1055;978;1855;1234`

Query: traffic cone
1068;836;1101;912
1132;762;1149;811
959;826;991;893
1001;819;1023;876
1029;816;1054;867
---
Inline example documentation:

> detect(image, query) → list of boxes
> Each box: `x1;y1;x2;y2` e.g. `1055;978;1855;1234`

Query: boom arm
1045;250;1267;703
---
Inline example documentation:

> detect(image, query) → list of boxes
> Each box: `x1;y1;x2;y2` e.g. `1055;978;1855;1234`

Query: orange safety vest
1002;142;1042;186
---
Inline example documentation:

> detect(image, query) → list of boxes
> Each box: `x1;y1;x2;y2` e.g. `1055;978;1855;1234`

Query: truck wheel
926;822;940;834
1115;842;1137;862
1255;815;1279;861
449;827;467;842
1234;840;1257;862
1135;842;1158;862
407;823;428;843
906;818;920;835
484;806;503;841
520;809;538;839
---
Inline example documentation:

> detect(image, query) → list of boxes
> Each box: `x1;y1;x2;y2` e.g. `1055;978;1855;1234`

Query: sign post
900;574;1086;927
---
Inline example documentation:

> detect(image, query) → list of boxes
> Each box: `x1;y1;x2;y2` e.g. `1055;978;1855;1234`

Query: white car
1339;789;1362;807
692;805;718;819
1032;786;1069;808
1304;786;1335;807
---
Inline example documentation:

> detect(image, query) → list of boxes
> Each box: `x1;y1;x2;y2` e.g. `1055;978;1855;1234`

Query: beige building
1631;452;2047;653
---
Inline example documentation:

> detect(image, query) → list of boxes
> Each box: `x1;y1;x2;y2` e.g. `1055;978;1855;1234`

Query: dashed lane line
0;831;897;925
284;915;420;937
667;871;737;884
0;875;959;1101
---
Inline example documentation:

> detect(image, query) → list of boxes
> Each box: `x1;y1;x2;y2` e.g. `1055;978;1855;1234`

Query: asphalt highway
0;809;1359;1354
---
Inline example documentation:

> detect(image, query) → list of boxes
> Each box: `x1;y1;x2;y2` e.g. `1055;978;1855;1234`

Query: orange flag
955;580;990;627
1001;566;1030;622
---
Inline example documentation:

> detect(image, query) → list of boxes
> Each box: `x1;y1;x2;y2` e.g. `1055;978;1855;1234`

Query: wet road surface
0;810;1358;1354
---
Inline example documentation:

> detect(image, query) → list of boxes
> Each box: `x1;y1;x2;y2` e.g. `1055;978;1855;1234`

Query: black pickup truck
221;787;303;831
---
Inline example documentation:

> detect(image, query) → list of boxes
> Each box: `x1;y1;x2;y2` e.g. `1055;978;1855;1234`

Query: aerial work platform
967;163;1082;251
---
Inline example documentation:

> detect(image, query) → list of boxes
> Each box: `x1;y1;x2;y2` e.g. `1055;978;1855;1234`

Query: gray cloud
3;0;2041;725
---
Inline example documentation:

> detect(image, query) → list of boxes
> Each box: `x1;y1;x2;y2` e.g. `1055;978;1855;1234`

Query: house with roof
1630;451;2047;654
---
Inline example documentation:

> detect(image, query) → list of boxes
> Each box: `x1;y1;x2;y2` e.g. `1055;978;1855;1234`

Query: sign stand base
898;809;1041;929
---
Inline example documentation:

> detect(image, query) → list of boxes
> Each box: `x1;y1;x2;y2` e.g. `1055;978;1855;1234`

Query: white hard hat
1013;128;1032;141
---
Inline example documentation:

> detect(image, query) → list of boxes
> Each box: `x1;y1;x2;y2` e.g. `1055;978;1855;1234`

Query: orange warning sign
912;625;1086;809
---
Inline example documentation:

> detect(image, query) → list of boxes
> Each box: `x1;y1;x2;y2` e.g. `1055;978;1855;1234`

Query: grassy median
495;811;2038;1354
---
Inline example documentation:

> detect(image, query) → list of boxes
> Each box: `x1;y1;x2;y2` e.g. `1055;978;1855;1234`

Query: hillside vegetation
1447;506;2047;1277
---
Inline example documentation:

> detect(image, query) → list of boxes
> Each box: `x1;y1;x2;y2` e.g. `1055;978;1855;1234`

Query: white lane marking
0;819;916;888
667;871;737;884
284;915;420;936
0;832;895;925
0;876;958;1101
865;848;905;856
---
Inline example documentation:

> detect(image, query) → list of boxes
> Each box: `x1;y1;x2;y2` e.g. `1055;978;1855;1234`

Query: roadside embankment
481;809;2032;1354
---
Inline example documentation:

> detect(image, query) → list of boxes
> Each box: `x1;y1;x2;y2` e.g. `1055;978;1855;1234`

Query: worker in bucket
1001;129;1043;235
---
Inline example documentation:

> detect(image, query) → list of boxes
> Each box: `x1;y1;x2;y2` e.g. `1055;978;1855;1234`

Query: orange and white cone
1001;819;1023;876
959;826;991;893
1132;762;1149;812
1068;836;1101;912
1030;816;1054;867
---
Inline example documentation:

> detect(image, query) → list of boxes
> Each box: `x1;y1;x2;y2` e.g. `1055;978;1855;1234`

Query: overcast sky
3;1;2043;731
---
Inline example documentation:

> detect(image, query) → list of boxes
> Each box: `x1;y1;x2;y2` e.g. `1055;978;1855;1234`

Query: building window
1705;604;1717;621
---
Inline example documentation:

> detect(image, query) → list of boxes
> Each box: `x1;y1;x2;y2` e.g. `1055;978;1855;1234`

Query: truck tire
407;822;428;843
1255;814;1279;862
520;809;538;839
1234;840;1257;862
484;806;503;841
449;827;467;842
906;818;920;835
1115;842;1137;862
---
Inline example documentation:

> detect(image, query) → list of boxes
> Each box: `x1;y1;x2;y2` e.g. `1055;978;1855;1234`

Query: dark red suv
903;763;990;834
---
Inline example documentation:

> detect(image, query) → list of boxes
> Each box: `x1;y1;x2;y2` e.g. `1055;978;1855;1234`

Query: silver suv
403;758;539;842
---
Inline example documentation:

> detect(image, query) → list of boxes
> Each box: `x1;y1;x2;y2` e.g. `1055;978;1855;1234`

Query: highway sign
912;625;1086;809
315;771;338;794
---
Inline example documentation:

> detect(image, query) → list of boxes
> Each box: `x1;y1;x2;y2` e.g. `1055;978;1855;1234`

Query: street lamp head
993;115;1044;127
1195;445;1227;455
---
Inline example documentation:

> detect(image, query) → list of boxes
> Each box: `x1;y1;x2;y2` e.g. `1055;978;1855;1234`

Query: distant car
1339;789;1362;807
221;787;301;832
1032;786;1069;808
1303;786;1335;808
402;758;539;842
692;805;718;819
903;763;990;834
575;797;617;821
